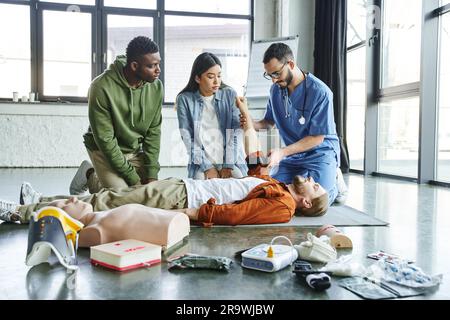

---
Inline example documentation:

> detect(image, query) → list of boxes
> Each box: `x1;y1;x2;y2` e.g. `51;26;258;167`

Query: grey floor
1;168;449;300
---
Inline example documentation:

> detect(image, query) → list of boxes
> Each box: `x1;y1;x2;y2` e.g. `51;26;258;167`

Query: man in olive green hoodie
70;36;163;195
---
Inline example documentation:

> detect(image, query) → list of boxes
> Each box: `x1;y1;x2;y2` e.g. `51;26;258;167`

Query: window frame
431;1;450;186
101;7;159;79
369;0;423;182
36;0;97;102
346;0;368;174
160;1;254;104
350;0;450;186
0;0;33;100
0;0;254;104
378;0;422;93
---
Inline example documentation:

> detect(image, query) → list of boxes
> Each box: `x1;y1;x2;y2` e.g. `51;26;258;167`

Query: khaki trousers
18;178;187;224
87;149;146;193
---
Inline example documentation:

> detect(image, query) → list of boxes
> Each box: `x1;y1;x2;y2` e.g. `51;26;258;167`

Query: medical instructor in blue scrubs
242;43;340;204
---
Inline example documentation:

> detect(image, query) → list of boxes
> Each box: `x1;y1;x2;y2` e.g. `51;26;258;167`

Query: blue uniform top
263;73;340;167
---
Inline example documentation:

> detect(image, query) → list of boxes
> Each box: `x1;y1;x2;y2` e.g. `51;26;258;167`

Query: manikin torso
77;204;187;248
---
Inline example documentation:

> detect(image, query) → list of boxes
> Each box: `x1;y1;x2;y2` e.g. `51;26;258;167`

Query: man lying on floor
1;171;327;226
0;97;329;226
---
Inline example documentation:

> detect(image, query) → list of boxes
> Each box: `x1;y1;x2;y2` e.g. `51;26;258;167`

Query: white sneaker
69;160;94;195
0;199;20;223
334;167;348;204
20;182;42;205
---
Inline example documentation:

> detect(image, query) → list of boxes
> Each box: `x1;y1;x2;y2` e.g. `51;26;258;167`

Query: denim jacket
176;87;248;179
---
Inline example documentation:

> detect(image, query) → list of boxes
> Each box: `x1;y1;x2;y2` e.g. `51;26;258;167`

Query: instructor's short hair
297;193;329;217
263;43;295;64
126;36;159;65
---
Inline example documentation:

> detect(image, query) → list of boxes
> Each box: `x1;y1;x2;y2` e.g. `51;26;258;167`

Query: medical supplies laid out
338;276;424;300
294;233;337;263
26;207;84;272
319;254;367;277
367;250;414;264
337;254;442;299
168;254;233;271
90;239;161;272
241;236;298;273
25;207;84;289
367;258;443;289
292;260;332;291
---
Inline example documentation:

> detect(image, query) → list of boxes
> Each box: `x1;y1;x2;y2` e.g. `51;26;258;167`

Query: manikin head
125;36;161;84
263;43;299;89
288;176;329;217
49;197;93;222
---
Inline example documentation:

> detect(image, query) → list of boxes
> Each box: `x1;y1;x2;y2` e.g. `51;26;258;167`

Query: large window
0;3;31;99
381;0;422;88
165;0;251;15
347;48;366;171
165;16;250;102
378;97;420;178
0;0;253;102
106;15;154;67
42;9;92;97
346;0;450;186
347;0;367;47
437;10;450;182
346;0;367;171
376;0;422;179
104;0;156;10
40;0;94;4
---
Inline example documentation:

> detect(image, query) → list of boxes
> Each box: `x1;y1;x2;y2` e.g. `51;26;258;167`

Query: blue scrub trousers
270;151;338;205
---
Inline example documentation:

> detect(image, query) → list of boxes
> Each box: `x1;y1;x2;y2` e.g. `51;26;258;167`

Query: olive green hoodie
83;55;163;185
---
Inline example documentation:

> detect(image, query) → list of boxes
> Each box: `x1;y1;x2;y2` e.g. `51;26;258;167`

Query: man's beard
293;175;307;195
278;69;293;89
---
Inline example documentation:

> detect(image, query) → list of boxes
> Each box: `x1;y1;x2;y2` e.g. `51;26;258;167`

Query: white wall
254;0;315;71
0;0;316;168
287;0;315;72
0;103;189;167
254;0;277;40
0;104;89;167
248;0;316;110
277;0;315;72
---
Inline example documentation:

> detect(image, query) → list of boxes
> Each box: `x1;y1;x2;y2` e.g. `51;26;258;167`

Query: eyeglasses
263;62;287;80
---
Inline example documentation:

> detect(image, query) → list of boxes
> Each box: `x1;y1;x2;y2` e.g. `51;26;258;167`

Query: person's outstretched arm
235;97;262;156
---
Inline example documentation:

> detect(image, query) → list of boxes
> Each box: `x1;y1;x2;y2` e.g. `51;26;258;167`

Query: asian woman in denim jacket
176;52;248;180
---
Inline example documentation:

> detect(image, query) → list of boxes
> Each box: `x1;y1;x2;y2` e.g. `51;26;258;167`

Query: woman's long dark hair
178;52;228;96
